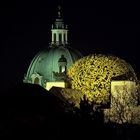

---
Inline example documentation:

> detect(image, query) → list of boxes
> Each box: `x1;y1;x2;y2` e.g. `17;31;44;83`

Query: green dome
24;46;83;86
24;6;83;87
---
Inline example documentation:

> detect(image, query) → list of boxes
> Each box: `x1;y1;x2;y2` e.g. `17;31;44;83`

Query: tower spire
50;5;68;47
58;5;61;18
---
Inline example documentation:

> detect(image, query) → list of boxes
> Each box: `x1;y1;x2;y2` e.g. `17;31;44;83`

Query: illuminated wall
46;81;67;90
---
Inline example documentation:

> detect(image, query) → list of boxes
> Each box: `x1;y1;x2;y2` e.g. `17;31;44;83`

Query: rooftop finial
58;5;61;18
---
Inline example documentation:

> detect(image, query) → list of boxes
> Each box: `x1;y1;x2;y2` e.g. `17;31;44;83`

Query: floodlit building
24;5;140;124
23;6;83;90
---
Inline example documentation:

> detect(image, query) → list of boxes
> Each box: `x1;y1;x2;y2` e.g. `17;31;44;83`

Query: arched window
65;66;67;73
54;33;56;42
58;55;67;73
59;33;62;42
59;66;62;73
64;34;66;42
59;65;67;73
34;77;39;84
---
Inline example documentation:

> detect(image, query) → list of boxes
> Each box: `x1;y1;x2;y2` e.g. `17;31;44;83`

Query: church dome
24;6;83;88
24;46;82;86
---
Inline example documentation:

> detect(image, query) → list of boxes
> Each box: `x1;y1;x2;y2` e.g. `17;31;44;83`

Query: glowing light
46;82;67;90
67;54;137;104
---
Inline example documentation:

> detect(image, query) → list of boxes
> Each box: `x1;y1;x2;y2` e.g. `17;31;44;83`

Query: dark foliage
0;83;140;139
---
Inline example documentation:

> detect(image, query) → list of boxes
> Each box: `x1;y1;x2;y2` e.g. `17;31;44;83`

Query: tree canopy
67;54;137;104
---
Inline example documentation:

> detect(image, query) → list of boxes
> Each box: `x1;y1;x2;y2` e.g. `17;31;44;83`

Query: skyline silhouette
1;0;140;93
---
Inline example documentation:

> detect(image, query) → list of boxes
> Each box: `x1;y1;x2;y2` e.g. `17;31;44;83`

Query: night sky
1;0;140;93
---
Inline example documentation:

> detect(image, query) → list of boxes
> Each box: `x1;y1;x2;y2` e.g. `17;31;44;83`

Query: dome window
31;73;43;85
34;77;39;84
58;55;67;73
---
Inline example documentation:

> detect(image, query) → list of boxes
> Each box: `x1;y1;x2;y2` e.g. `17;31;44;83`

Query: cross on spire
58;5;61;18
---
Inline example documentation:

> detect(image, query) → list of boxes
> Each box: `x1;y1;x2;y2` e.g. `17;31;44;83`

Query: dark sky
0;0;140;93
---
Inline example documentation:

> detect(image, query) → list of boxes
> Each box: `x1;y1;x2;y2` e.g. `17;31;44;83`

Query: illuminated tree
67;54;137;104
104;83;139;124
61;88;83;107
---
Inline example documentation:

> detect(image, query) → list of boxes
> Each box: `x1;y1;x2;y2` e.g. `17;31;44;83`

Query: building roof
25;46;83;83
